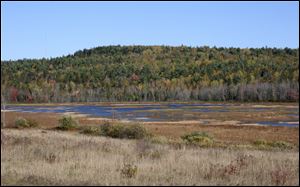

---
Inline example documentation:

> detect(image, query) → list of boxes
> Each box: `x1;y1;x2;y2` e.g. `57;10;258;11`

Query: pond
2;103;299;127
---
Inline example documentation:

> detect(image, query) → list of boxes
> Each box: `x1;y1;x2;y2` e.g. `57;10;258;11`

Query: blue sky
1;1;299;60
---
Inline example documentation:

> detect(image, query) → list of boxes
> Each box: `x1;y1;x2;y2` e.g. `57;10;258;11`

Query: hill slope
1;45;299;102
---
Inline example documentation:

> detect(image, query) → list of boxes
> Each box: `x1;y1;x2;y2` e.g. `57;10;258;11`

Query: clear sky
1;1;299;60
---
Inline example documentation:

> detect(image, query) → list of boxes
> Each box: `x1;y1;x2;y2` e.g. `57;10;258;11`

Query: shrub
269;141;293;149
81;126;102;136
253;139;268;147
57;116;78;130
124;124;148;139
253;140;293;150
181;131;214;146
15;117;30;128
108;124;126;138
27;119;38;128
99;121;112;135
100;122;149;139
120;164;138;178
15;117;38;128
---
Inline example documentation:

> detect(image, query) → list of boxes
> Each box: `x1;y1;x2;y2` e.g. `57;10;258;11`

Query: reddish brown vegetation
1;111;298;145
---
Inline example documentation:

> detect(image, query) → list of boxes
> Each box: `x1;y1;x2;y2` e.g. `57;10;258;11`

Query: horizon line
1;44;299;61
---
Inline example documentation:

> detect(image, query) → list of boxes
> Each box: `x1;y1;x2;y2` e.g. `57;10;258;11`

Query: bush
15;117;29;128
99;121;112;136
253;140;293;150
253;139;268;147
124;124;148;139
107;124;126;138
120;164;138;178
15;117;38;128
100;122;149;139
181;131;214;147
81;126;102;136
270;141;292;149
27;119;38;128
57;116;78;130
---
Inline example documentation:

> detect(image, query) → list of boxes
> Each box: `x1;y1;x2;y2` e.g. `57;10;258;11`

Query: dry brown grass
1;129;299;186
2;111;299;146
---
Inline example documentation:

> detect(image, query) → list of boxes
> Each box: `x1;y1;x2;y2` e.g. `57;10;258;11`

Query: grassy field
1;128;299;186
1;102;299;186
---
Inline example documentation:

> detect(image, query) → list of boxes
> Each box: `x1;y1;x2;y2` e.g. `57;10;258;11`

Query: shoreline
1;110;299;128
2;101;299;107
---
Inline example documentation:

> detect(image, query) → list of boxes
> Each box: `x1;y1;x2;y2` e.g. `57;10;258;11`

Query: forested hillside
1;45;299;102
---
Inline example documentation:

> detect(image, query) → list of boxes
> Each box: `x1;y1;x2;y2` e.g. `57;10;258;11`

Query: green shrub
181;131;214;147
100;122;149;139
15;117;30;128
253;139;268;146
99;121;112;135
124;124;148;139
253;140;293;150
27;119;38;128
81;126;102;136
57;116;78;130
105;124;126;138
270;141;292;149
15;118;38;128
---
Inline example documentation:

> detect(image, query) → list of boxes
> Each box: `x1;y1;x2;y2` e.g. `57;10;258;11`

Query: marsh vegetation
1;128;298;186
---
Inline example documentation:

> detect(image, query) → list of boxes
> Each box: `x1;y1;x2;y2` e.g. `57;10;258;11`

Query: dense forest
1;45;299;103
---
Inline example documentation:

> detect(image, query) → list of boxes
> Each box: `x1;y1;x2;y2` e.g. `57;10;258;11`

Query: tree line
1;45;299;102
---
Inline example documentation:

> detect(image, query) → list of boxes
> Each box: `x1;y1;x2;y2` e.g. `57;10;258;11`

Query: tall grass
1;129;298;186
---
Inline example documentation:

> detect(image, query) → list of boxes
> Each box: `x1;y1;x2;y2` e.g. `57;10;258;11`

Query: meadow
1;128;299;186
1;102;299;186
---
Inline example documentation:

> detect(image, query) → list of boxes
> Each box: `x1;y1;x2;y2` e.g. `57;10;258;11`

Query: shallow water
257;121;299;127
2;103;299;127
